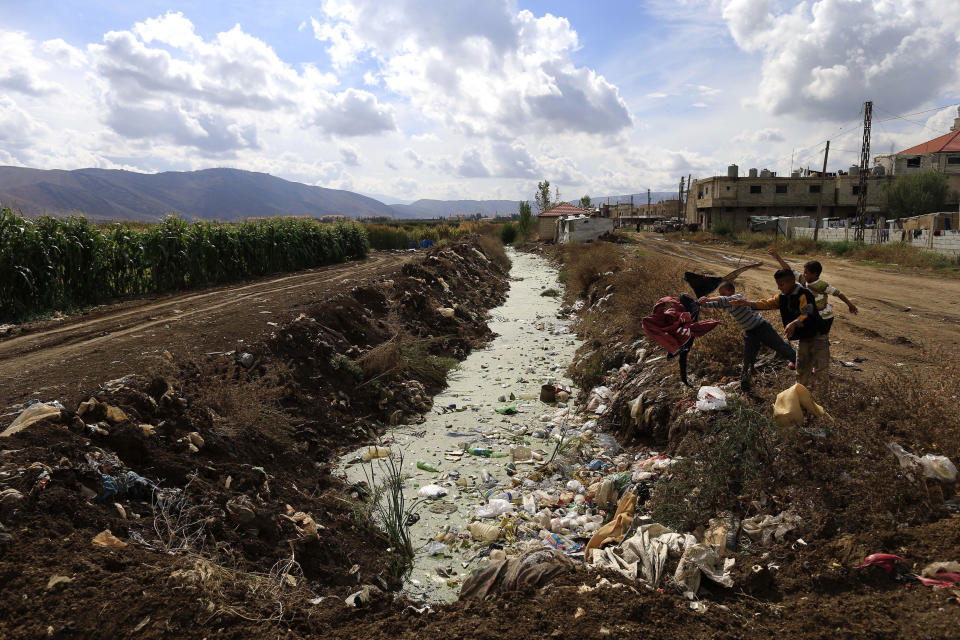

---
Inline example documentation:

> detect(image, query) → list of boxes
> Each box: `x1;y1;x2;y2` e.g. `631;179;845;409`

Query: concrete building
685;165;891;231
873;106;960;200
557;215;616;244
601;199;682;227
536;202;591;241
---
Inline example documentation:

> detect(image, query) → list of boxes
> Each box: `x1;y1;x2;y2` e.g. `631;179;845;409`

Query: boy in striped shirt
698;281;796;393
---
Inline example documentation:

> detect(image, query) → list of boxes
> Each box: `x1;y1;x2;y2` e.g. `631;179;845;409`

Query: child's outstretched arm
837;292;858;314
767;248;791;272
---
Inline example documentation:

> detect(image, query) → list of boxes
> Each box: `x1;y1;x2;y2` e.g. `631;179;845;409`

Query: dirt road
0;251;410;411
639;233;960;375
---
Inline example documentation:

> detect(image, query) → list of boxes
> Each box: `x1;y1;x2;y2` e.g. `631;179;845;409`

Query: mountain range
0;165;679;221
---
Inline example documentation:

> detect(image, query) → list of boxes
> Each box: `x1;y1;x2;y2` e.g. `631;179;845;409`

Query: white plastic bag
887;442;957;483
695;386;727;411
418;484;448;499
475;498;514;518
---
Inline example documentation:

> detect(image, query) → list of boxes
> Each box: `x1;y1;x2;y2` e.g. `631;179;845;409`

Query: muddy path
0;251;410;410
637;233;960;375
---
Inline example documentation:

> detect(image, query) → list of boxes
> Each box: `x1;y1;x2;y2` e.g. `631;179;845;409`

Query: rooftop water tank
791;170;802;178
849;165;860;176
728;164;739;178
760;169;772;177
748;168;758;178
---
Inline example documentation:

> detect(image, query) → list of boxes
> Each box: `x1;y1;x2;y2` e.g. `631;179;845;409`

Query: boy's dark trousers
742;320;797;392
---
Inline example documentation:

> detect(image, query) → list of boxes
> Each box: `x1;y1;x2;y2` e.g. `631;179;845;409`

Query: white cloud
456;148;491;178
404;148;424;168
733;127;785;144
307;88;397;137
0;96;46;147
40;38;87;67
88;12;394;152
339;145;360;165
646;92;669;99
311;0;632;137
0;30;61;96
721;0;960;120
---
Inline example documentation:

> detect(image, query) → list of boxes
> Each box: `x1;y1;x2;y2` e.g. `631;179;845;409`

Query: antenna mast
854;100;872;242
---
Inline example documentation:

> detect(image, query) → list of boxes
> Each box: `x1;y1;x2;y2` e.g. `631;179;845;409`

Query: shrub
713;221;734;236
500;222;518;245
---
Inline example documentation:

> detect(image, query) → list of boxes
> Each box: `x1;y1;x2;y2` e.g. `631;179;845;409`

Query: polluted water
341;250;592;602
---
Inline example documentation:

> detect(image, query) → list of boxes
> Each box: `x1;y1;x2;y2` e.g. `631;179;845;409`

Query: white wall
791;226;960;257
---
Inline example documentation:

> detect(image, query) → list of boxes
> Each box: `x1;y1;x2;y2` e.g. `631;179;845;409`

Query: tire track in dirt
0;251;410;409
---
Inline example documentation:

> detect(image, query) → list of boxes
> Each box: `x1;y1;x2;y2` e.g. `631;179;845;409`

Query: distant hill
389;199;520;219
0;166;398;221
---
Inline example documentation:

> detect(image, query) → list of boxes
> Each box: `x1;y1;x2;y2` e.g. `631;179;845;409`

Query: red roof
897;129;960;155
538;202;591;218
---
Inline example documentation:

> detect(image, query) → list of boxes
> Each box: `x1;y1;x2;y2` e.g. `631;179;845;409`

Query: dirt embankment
0;251;411;411
0;240;510;639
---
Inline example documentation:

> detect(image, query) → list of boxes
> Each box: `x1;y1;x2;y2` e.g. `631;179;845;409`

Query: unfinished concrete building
685;165;890;231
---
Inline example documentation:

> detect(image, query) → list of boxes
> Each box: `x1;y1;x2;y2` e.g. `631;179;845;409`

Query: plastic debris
887;442;958;483
361;446;391;462
694;386;727;412
1;402;61;437
92;529;127;548
418;484;448;499
773;383;831;430
855;553;908;573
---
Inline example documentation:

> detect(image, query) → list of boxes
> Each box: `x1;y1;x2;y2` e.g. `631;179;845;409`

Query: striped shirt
701;294;765;331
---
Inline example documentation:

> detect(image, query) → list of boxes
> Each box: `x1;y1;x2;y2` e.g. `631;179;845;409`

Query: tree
882;170;951;219
578;194;592;210
554;186;561;206
517;200;533;236
535;180;551;214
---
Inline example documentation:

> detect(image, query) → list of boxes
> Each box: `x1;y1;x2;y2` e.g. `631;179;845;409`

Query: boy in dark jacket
730;269;829;396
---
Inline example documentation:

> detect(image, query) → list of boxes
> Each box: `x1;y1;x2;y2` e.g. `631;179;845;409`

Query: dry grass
358;332;458;389
477;232;511;271
194;363;295;445
563;241;627;299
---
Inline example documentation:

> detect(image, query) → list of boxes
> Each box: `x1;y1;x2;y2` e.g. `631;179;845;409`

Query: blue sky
1;0;958;202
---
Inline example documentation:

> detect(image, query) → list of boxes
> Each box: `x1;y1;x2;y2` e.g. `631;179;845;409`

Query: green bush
713;221;734;236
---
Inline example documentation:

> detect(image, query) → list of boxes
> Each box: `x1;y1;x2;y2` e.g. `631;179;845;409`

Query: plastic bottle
466;446;492;457
361;446;391;462
416;461;439;472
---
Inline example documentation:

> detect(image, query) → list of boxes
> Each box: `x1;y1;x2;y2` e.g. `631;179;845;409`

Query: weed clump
330;353;363;381
649;402;780;531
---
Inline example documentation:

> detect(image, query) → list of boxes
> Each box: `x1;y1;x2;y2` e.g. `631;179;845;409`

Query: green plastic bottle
416;461;439;472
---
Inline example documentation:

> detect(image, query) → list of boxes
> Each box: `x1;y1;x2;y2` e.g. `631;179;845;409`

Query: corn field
0;207;368;322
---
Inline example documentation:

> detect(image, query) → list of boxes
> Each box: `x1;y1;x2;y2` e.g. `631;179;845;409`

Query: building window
746;207;756;212
906;157;921;168
806;206;816;212
749;185;762;194
775;184;787;194
948;156;960;165
726;185;731;191
809;185;821;193
852;185;860;195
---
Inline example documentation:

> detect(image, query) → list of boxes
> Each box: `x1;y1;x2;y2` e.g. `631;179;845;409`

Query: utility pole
814;141;830;242
854;100;872;243
647;188;651;208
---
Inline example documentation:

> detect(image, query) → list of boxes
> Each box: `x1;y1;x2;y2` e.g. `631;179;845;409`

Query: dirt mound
0;240;510;639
